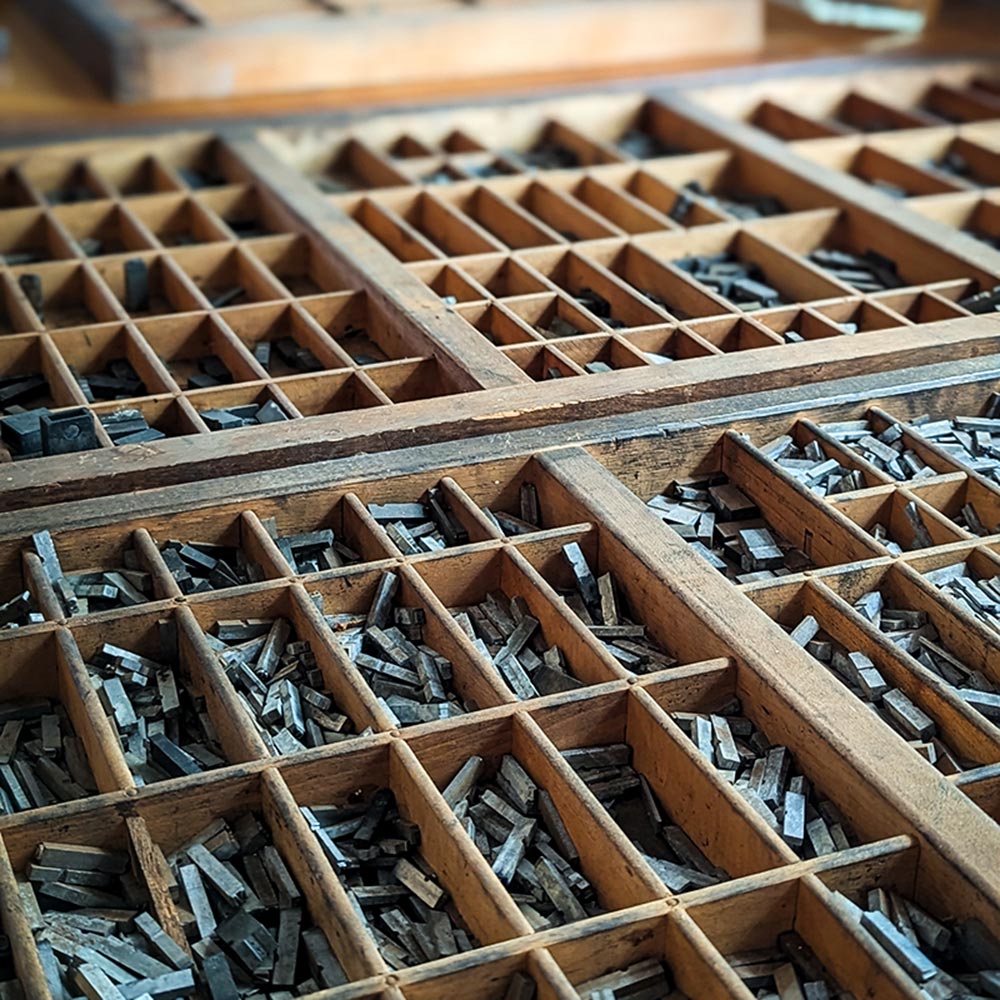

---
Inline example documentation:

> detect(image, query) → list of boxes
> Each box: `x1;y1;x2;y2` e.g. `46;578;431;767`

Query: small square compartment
170;243;287;307
249;234;353;298
277;370;386;417
303;291;426;363
197;183;293;239
50;323;164;400
0;207;75;265
504;294;603;342
23;158;109;206
87;149;183;198
53;200;157;258
9;260;121;330
138;313;260;389
503;342;582;381
520;248;667;329
366;358;462;404
221;301;348;376
92;252;205;318
127;192;231;248
405;261;489;304
684;315;783;353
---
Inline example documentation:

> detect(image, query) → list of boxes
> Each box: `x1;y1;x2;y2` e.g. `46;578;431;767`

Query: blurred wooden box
19;0;765;104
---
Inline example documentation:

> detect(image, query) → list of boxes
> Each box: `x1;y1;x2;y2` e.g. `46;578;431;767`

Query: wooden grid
0;61;999;511
3;364;1000;997
0;133;486;458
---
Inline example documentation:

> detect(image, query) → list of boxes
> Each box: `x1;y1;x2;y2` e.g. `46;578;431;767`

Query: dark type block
160;538;260;594
671;700;857;859
617;128;684;159
520;140;579;170
453;589;580;699
681;179;786;221
75;358;146;401
674;252;786;310
788;616;967;774
368;483;473;554
647;474;810;583
0;373;48;411
17;273;44;321
31;529;152;617
577;958;680;998
563;742;728;893
443;753;599;930
0;589;42;629
39;408;100;456
837;884;1000;995
27;840;207;1000
958;284;1000;315
0;409;43;456
0;699;96;813
303;788;478;968
200;401;290;430
907;409;1000;487
100;408;165;445
726;933;847;997
266;521;360;574
550;551;676;675
808;247;905;292
328;574;467;726
208;287;246;309
819;416;938;483
123;259;150;313
168;812;346;993
207;612;358;753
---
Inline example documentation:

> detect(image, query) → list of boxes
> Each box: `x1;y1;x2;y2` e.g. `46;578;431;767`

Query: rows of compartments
0;135;475;459
0;455;731;807
395;204;996;381
692;65;1000;143
259;98;750;196
3;653;996;999
593;382;1000;814
789;123;1000;203
0;285;467;459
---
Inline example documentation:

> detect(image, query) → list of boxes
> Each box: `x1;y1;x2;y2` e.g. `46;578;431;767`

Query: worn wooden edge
1;312;997;514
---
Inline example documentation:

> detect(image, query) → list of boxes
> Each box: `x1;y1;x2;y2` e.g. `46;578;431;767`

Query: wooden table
0;0;993;138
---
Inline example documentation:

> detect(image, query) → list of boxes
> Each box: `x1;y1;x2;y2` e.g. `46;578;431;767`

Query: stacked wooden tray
3;58;1000;999
19;0;764;103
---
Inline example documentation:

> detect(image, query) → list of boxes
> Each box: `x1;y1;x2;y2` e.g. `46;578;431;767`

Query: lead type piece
726;932;853;998
852;588;1000;725
562;742;728;893
451;586;581;700
166;811;349;996
160;538;263;594
443;753;599;929
0;699;97;813
576;958;683;998
835;885;1000;997
302;787;478;968
85;630;227;785
367;484;470;553
646;475;810;583
553;544;678;675
31;530;154;617
206;614;359;755
27;839;200;1000
671;700;857;858
326;570;469;725
787;616;969;774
